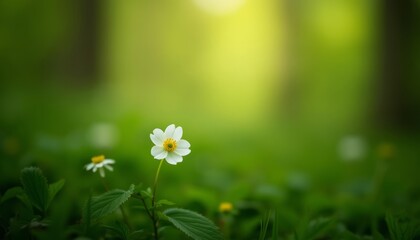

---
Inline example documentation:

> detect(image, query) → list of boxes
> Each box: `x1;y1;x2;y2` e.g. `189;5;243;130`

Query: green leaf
156;199;175;207
20;167;49;212
90;185;135;220
163;208;223;240
47;179;65;208
339;230;366;240
386;212;417;240
373;231;386;240
103;222;130;240
303;217;335;240
258;210;271;240
129;229;144;240
0;187;24;205
16;190;34;212
141;187;152;199
271;210;279;240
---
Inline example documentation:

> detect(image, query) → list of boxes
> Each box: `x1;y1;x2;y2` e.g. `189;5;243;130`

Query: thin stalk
133;194;153;220
152;160;164;205
151;160;164;240
119;206;130;230
101;177;110;191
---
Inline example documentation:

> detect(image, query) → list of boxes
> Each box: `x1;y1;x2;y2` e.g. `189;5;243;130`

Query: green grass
0;90;419;239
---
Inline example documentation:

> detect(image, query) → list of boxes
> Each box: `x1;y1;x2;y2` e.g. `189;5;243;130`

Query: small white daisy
85;155;115;177
150;124;191;165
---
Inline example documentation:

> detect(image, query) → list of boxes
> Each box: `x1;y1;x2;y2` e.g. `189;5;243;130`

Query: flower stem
120;205;131;230
134;194;153;219
153;160;164;203
101;177;110;191
101;176;131;230
151;160;164;240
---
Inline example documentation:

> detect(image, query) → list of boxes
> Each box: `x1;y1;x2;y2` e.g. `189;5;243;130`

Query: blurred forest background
0;0;420;238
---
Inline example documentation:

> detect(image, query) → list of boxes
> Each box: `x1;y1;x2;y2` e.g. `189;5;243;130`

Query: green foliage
103;222;130;240
20;167;49;213
386;212;418;240
83;194;92;235
306;217;335;239
295;217;335;240
272;210;279;240
47;179;65;209
0;186;24;204
0;186;34;238
258;211;271;240
141;187;153;199
0;167;65;239
88;184;135;220
339;230;369;240
257;210;280;240
163;208;223;240
18;167;65;214
104;221;144;240
156;199;175;207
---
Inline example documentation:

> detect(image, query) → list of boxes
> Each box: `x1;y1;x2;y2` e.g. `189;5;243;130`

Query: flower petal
173;127;183;141
165;152;179;165
104;165;114;171
151;129;165;145
177;139;191;149
104;159;115;164
155;150;168;160
151;128;164;142
150;134;161;146
164;124;176;138
152;146;164;157
174;148;191;156
99;168;105;177
155;152;168;159
93;166;98;172
166;152;183;165
85;163;95;171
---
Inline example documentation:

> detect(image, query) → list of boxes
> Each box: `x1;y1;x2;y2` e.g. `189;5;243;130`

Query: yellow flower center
163;138;177;152
91;155;105;164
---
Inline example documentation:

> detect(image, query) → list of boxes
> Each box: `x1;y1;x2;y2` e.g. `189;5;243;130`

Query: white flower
85;155;115;177
150;124;191;165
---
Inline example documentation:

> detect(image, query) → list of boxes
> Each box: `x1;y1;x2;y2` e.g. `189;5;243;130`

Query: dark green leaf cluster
386;212;418;240
103;222;143;240
0;167;65;238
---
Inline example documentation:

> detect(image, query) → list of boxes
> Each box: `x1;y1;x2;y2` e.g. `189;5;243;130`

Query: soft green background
1;0;419;238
